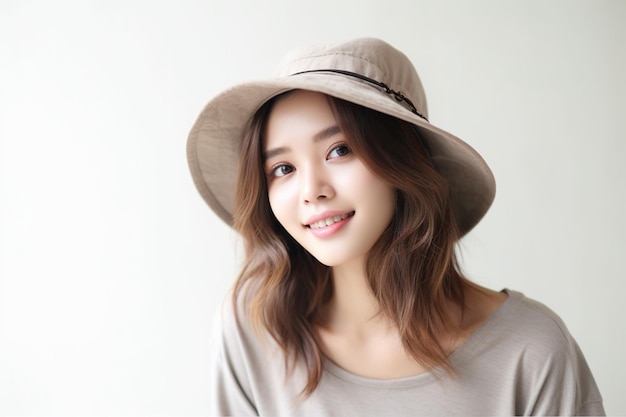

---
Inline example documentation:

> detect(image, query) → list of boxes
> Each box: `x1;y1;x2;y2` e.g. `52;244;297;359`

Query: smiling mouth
307;211;355;229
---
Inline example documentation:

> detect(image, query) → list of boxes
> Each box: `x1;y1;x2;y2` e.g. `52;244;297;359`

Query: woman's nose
300;167;335;204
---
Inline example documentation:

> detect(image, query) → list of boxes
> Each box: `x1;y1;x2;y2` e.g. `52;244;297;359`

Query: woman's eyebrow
263;146;288;161
263;125;342;161
313;125;341;142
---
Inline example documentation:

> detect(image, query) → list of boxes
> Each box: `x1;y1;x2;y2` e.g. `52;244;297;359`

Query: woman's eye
271;164;294;178
328;144;352;159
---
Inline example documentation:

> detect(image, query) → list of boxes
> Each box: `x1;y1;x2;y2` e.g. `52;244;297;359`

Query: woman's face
263;90;396;268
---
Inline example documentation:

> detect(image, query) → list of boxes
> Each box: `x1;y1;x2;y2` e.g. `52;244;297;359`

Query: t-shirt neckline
322;289;520;389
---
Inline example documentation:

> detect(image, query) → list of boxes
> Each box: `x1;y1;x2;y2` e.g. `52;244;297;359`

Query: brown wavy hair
232;91;467;395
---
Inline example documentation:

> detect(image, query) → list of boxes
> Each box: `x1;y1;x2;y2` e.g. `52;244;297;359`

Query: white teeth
309;213;352;229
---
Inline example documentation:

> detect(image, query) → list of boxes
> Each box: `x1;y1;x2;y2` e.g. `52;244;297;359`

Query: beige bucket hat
187;37;495;235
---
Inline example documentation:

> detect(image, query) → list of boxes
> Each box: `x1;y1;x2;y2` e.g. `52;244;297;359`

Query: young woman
187;38;604;416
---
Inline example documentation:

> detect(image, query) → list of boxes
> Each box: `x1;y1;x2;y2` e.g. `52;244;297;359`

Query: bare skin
314;258;508;379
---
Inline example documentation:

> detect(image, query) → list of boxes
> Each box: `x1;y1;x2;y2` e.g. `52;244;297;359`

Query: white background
1;0;624;415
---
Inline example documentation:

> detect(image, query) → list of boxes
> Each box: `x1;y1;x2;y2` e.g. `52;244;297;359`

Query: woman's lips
305;211;355;238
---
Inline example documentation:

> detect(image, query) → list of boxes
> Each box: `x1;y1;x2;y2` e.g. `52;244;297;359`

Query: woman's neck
320;258;390;332
314;258;426;379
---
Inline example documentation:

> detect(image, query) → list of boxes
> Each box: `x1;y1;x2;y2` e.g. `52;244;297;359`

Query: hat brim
187;72;495;235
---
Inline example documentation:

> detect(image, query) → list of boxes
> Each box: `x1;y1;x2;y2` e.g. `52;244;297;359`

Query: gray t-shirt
209;290;604;416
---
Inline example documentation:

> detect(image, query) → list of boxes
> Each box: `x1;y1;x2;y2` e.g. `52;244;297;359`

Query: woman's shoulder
498;289;575;349
462;286;574;355
460;289;604;415
458;288;585;370
474;289;600;398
